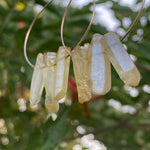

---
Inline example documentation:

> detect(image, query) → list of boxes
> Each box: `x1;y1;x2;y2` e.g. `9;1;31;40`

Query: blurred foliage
0;0;150;150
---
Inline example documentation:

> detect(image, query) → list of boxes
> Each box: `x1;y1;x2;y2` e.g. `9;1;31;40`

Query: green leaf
25;107;70;150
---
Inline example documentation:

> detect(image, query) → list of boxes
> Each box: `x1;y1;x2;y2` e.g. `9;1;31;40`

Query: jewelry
24;0;71;113
24;0;145;113
61;0;145;103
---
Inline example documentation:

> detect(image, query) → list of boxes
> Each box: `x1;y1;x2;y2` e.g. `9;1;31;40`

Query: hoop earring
24;0;145;108
24;0;71;113
61;0;96;52
60;0;96;103
61;0;145;104
99;0;145;87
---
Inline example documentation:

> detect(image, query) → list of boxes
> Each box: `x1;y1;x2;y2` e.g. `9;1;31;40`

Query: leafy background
0;0;150;149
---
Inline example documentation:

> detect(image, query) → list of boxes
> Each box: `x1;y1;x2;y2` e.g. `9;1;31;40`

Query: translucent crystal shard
44;52;56;100
54;46;70;101
44;52;59;113
72;44;92;104
100;31;140;87
45;100;59;113
30;53;44;105
89;34;111;95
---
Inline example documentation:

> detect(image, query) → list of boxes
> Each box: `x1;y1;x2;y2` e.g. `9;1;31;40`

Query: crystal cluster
72;32;140;104
30;32;141;109
30;47;70;113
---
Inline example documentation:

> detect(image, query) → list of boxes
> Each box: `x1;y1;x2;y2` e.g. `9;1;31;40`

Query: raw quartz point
44;52;59;113
54;46;70;101
30;53;44;105
100;31;140;87
90;34;111;95
72;44;92;104
45;99;59;114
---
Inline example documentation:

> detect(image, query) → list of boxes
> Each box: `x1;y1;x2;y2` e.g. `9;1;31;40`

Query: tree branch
136;62;150;72
63;103;149;142
64;123;119;142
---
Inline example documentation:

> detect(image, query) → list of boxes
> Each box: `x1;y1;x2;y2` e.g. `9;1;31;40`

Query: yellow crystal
54;46;70;101
44;52;59;113
44;52;56;100
72;44;92;104
30;53;45;105
45;100;59;113
89;34;111;95
100;31;140;87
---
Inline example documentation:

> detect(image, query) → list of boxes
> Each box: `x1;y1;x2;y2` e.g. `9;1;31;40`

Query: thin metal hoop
120;0;145;41
61;0;96;52
60;0;73;56
24;0;145;68
61;0;145;50
24;0;54;68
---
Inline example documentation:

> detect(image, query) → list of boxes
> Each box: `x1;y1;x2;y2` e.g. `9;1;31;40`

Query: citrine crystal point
45;99;59;113
46;52;57;72
29;53;45;105
30;97;39;106
100;31;140;87
72;45;92;104
90;33;111;95
54;46;70;101
44;52;59;113
120;67;140;87
78;90;91;104
43;52;57;113
44;52;56;100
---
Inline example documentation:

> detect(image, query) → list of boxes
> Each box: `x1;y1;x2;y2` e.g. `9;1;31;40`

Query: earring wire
61;0;145;49
121;0;145;41
60;0;72;56
24;0;145;68
24;0;54;68
61;0;96;52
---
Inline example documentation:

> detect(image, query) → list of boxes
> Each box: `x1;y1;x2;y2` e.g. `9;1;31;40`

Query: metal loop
61;0;96;52
24;0;145;68
121;0;145;41
24;0;54;68
61;0;145;48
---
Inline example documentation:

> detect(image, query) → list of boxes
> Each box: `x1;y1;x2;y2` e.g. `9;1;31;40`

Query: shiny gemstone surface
90;34;111;95
101;31;140;87
72;44;92;104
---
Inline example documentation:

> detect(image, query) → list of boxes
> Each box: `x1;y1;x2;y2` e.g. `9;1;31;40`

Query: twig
64;123;119;142
63;103;149;142
136;63;150;72
63;121;150;142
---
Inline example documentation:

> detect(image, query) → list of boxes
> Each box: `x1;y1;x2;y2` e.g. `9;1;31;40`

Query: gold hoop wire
61;0;96;52
24;0;54;68
120;0;145;41
61;0;145;49
24;0;96;68
24;0;145;68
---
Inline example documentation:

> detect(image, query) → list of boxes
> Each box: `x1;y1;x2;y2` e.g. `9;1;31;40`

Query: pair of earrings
30;31;140;109
24;0;145;113
30;47;70;113
72;32;140;104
